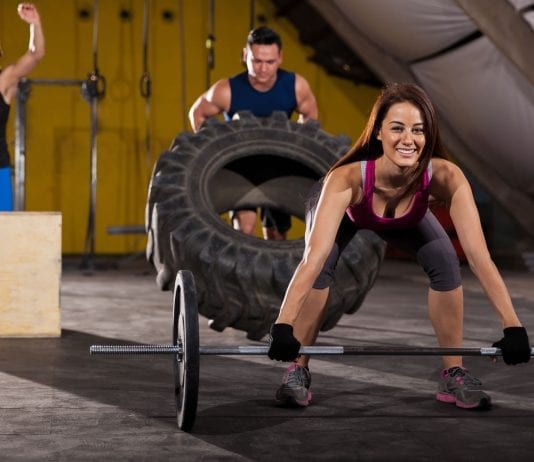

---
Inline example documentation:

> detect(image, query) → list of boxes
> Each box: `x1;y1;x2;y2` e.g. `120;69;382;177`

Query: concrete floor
1;256;533;461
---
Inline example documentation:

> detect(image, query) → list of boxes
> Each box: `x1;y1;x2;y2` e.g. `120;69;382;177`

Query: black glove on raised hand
492;327;531;365
268;323;301;361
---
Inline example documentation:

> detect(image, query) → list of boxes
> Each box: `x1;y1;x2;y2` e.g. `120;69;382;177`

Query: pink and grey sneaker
436;366;492;409
275;363;312;407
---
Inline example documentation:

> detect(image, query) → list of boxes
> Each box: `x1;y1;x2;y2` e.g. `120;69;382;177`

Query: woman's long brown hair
328;83;447;211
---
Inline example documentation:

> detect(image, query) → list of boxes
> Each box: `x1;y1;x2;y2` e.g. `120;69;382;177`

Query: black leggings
305;181;462;291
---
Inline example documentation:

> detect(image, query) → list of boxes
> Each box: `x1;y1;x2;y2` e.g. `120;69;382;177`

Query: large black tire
146;111;385;340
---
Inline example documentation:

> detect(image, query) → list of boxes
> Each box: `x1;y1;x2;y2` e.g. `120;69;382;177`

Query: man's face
244;43;282;86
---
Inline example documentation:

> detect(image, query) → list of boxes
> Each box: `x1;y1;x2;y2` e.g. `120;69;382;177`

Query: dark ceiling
271;0;382;87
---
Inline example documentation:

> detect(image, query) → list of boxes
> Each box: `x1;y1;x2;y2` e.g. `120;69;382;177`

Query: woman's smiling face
377;101;426;169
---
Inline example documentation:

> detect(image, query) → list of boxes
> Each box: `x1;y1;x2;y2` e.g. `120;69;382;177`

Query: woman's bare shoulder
326;162;363;202
328;162;361;183
430;157;468;200
431;157;464;181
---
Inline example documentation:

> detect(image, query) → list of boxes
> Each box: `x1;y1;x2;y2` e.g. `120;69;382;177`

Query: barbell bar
90;270;533;433
90;344;523;357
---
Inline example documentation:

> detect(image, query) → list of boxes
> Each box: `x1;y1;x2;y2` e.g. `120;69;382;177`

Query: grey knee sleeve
416;238;462;291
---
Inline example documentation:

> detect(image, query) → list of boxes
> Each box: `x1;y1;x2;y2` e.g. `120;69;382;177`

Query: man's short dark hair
246;26;282;50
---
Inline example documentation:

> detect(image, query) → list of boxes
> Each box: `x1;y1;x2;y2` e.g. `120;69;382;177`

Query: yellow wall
1;0;379;254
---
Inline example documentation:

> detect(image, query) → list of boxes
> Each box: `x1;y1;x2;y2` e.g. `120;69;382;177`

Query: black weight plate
172;270;200;432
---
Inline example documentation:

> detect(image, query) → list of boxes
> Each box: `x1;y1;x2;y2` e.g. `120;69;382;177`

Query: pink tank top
345;160;431;231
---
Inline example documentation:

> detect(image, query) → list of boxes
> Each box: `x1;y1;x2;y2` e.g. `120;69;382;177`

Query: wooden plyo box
0;212;61;337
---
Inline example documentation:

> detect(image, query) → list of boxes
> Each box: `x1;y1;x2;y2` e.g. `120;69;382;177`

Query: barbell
90;270;533;432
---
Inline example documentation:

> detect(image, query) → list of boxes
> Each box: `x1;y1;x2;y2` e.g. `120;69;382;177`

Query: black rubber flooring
1;257;533;461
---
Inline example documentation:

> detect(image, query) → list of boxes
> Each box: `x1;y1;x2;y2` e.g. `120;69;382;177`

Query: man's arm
294;74;318;123
188;79;231;132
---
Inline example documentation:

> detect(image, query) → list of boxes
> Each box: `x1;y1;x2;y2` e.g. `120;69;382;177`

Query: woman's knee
417;238;462;291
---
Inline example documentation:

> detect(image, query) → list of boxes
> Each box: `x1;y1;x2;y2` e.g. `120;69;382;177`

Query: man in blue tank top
189;26;318;240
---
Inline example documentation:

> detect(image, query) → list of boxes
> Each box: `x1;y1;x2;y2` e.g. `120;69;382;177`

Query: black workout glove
492;327;531;365
268;323;301;361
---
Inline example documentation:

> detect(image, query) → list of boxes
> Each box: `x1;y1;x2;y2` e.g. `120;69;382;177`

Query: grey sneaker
275;363;312;407
436;366;491;409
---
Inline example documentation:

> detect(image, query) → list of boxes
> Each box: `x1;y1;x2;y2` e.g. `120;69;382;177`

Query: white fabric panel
332;0;478;62
508;0;534;11
412;36;534;194
523;11;534;28
508;0;534;28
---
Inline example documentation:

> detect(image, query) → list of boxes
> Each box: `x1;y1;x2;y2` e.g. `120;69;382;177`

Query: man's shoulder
208;77;233;96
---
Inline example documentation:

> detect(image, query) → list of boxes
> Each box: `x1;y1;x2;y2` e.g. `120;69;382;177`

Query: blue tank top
224;69;297;120
0;92;11;168
345;160;432;231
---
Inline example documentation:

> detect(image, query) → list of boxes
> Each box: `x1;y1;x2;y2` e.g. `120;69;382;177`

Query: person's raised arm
188;79;231;132
294;74;318;123
17;3;45;70
1;4;45;101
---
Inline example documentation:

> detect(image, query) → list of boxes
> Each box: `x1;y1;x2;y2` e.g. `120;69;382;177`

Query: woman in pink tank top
268;83;530;410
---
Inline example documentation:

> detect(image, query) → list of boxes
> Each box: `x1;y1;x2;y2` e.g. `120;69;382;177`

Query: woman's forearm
29;21;45;59
469;256;521;327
